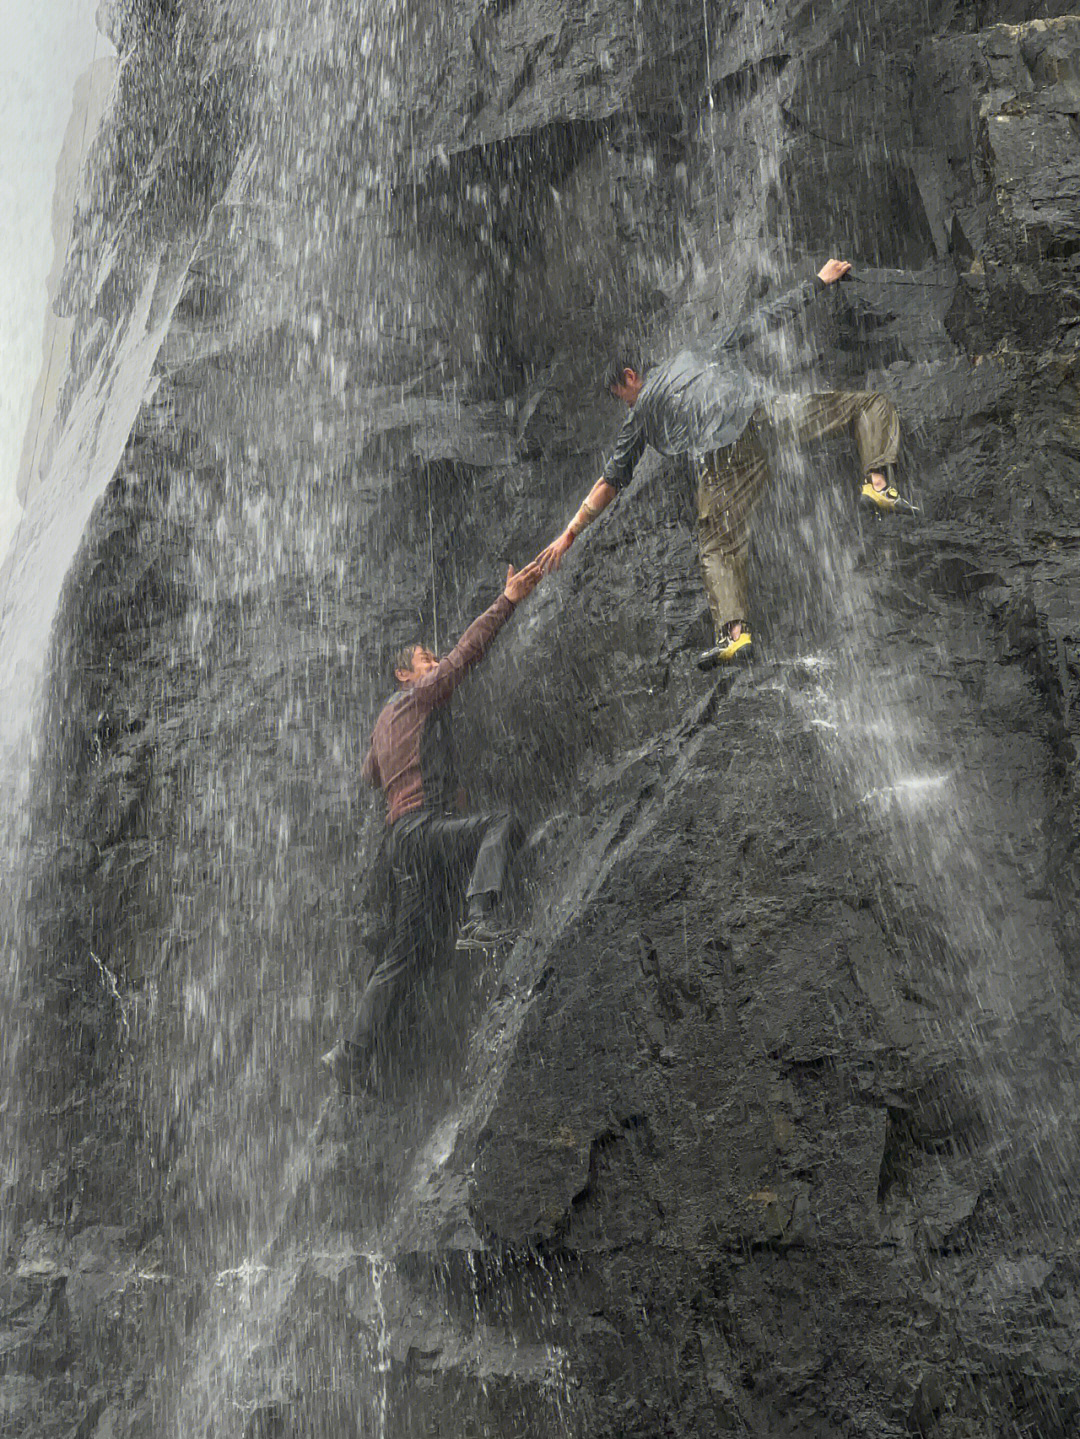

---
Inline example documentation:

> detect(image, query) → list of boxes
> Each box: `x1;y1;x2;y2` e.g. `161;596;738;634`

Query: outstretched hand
503;560;544;604
818;258;852;285
536;532;574;575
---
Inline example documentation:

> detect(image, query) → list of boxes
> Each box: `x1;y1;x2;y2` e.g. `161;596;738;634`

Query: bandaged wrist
568;500;600;537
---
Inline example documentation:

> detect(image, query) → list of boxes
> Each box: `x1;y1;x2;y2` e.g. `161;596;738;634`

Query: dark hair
603;353;649;392
391;641;421;679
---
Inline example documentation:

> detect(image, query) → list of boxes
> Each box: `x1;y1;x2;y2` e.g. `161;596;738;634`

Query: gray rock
4;1;1080;1437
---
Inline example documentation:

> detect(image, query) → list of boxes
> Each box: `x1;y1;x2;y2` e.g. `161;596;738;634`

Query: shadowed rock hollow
2;1;1079;1436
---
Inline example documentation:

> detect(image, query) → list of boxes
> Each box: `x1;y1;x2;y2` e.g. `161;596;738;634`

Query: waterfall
2;3;1079;1436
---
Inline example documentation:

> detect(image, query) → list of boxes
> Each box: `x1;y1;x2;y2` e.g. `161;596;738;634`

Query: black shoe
319;1040;369;1098
455;917;516;951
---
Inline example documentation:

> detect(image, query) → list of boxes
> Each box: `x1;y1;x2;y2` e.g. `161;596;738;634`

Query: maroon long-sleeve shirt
362;593;515;826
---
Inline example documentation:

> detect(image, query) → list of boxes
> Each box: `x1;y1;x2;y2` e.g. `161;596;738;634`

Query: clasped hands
500;530;569;603
502;530;571;605
502;524;577;603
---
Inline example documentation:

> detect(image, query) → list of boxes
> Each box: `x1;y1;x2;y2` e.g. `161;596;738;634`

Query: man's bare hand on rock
818;259;852;285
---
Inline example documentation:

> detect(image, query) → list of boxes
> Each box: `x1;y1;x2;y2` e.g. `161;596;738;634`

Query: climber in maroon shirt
322;560;543;1094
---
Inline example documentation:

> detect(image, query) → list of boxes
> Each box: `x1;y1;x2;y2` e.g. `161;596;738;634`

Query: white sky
1;1;107;565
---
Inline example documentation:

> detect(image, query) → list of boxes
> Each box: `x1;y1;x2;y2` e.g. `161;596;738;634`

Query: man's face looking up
611;368;644;408
396;645;439;686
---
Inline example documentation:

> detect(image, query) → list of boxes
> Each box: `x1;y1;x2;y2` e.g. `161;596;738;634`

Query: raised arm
416;563;543;707
536;390;648;573
712;258;851;355
536;478;618;574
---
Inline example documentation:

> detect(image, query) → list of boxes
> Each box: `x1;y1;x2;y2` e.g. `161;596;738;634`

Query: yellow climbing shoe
697;628;752;671
861;479;917;513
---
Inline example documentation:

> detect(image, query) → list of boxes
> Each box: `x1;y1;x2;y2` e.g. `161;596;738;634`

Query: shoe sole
860;491;917;514
697;645;753;672
455;933;515;950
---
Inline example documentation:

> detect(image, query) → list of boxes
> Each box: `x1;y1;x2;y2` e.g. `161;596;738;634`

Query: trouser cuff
467;891;497;920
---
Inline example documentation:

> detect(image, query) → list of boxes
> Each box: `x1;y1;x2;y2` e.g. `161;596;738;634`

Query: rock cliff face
3;1;1080;1436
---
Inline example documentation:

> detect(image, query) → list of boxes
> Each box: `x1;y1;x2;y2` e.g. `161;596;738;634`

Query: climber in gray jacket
536;258;914;668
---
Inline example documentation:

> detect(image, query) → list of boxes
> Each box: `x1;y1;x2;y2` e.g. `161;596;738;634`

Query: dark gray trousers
346;810;520;1064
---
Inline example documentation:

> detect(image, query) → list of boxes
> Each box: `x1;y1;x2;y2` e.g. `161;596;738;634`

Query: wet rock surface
3;1;1080;1436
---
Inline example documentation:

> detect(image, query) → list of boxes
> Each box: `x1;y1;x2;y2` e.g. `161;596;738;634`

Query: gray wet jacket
601;276;828;489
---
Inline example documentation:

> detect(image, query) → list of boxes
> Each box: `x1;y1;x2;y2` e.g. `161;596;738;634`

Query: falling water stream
2;0;1076;1434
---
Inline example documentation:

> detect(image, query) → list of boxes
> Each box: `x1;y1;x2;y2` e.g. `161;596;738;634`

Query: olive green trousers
696;389;901;634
